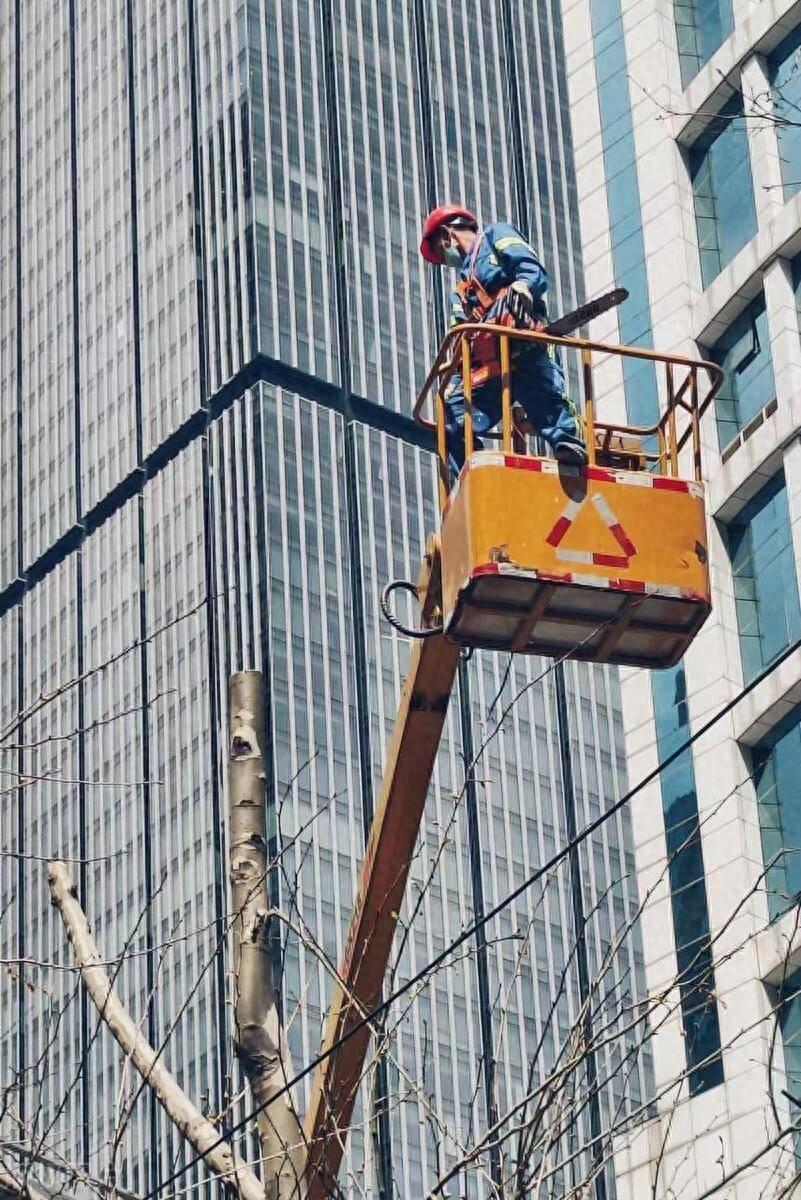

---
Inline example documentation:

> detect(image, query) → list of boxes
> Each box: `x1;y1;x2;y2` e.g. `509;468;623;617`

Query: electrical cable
144;629;801;1197
380;579;443;639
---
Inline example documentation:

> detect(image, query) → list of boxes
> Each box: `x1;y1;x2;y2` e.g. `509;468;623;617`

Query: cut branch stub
230;710;260;760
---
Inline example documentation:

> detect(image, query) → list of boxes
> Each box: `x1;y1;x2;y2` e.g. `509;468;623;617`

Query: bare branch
46;860;264;1200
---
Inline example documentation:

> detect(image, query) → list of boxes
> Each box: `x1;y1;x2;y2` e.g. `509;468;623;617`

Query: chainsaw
543;286;628;337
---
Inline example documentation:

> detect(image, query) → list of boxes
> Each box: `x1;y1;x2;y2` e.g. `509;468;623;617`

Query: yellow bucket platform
439;451;710;668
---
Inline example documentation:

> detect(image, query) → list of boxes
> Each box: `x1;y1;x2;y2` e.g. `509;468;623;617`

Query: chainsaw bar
544;287;628;337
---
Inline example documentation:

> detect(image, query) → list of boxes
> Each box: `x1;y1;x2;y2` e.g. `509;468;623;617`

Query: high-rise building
564;0;801;1192
0;4;651;1197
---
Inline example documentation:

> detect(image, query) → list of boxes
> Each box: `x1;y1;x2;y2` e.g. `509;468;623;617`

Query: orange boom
303;324;722;1196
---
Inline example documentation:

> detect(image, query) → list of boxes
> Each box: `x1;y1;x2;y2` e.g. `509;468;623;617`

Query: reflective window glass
770;27;801;203
754;712;801;920
710;293;775;449
726;471;801;683
775;970;801;1164
651;666;724;1094
793;250;801;325
674;0;733;88
588;0;659;424
690;99;757;287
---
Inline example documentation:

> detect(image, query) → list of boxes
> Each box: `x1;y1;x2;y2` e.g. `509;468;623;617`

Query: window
770;27;801;202
775;970;801;1162
674;0;734;87
589;0;660;425
754;711;801;920
651;666;724;1094
690;98;757;287
709;293;775;449
726;472;801;683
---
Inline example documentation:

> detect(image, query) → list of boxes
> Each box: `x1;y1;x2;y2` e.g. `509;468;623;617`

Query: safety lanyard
457;232;497;316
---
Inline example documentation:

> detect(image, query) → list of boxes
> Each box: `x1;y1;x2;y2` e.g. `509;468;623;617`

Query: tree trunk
228;671;306;1198
47;861;264;1200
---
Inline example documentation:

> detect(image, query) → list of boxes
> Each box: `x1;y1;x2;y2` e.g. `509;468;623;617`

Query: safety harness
454;233;542;389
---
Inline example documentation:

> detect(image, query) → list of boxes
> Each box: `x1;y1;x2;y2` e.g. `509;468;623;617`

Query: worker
420;204;587;473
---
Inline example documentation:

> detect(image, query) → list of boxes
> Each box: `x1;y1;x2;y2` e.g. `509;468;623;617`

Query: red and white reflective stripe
471;561;704;603
462;453;703;496
473;562;538;580
545;495;583;548
651;476;702;495
590;491;637;556
555;549;630;568
545;488;636;568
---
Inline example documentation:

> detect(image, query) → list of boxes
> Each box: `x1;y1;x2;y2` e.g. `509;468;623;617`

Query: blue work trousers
444;345;583;475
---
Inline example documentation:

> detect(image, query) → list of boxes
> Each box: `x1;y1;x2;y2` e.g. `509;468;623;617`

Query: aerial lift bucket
414;327;722;669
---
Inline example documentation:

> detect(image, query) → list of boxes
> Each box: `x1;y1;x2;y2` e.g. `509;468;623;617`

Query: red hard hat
420;204;479;264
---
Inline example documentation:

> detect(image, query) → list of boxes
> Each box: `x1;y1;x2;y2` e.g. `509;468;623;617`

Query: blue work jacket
449;221;549;326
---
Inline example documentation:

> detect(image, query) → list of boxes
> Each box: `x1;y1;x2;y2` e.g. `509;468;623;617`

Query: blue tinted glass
727;472;801;682
588;0;659;426
651;667;724;1094
771;27;801;202
710;294;775;448
690;100;757;287
754;711;801;919
674;0;734;87
777;971;801;1161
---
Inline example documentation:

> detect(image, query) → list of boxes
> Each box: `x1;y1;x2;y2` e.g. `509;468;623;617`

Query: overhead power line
144;629;801;1198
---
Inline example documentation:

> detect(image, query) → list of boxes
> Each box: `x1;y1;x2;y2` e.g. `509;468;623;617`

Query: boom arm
304;540;459;1198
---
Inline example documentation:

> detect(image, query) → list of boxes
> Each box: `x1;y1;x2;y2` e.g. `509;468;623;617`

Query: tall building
563;0;801;1192
0;3;651;1197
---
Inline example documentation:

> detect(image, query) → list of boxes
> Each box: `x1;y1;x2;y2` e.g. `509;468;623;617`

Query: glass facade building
568;0;801;1183
0;4;651;1198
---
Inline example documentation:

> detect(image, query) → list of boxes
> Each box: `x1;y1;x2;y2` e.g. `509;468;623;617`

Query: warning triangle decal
545;489;637;569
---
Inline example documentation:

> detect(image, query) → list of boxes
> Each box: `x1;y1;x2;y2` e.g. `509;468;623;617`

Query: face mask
442;244;463;268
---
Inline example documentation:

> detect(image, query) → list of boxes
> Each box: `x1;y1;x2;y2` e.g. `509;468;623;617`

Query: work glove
507;280;534;325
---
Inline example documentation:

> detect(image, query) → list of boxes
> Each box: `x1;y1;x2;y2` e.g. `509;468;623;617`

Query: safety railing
413;323;724;511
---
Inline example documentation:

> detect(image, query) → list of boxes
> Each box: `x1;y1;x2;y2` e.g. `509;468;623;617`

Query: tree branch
47;860;264;1200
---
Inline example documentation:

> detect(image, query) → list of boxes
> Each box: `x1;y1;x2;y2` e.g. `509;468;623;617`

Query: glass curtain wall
0;3;17;590
0;2;656;1197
